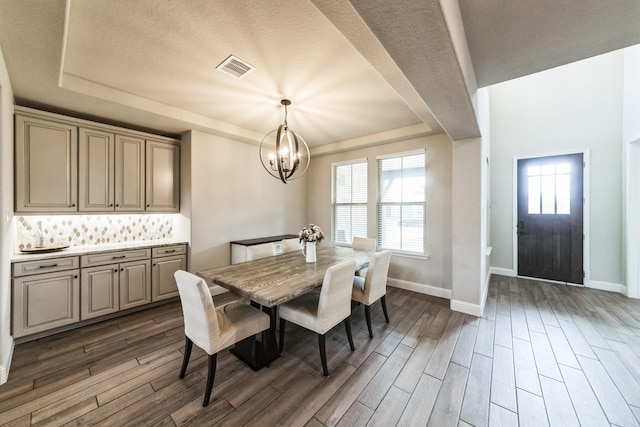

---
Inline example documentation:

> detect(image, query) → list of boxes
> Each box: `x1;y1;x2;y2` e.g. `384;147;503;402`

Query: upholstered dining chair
174;270;270;406
352;236;376;251
278;259;357;377
352;236;376;277
246;242;277;261
280;238;301;253
352;250;392;338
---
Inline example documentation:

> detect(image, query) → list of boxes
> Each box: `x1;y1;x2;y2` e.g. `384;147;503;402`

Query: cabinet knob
71;203;76;207
114;269;118;272
74;275;78;279
109;204;113;207
146;204;150;208
120;268;124;272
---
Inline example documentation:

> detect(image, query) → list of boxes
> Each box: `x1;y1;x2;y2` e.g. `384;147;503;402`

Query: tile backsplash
16;214;174;250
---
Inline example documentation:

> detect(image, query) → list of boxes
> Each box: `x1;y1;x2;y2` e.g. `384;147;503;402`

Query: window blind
332;160;367;244
377;151;426;254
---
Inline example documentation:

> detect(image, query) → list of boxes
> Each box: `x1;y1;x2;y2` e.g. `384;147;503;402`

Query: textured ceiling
0;0;639;152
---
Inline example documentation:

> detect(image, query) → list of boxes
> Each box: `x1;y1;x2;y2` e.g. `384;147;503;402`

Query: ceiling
1;0;639;154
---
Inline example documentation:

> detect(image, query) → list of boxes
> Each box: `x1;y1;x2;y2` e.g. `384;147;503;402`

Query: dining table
197;245;373;370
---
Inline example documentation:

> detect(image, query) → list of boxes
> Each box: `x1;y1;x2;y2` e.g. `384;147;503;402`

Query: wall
490;51;624;286
0;45;14;384
623;45;640;298
184;130;308;275
306;133;453;297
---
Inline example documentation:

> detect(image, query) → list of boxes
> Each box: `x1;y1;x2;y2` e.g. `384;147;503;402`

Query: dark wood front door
517;153;584;284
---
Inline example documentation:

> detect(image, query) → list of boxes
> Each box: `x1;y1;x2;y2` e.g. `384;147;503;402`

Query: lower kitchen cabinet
151;245;187;301
13;267;80;338
13;242;188;340
81;264;119;320
120;259;152;310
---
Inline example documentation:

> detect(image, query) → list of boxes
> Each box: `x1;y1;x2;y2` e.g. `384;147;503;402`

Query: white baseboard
0;337;14;385
450;298;485;317
587;280;626;294
387;278;452;300
490;267;515;277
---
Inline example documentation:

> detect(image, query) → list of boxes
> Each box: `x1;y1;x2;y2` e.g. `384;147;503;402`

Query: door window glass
528;163;571;215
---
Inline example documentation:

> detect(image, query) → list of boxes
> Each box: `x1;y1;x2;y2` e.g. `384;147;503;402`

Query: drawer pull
39;264;58;269
164;249;176;253
112;255;126;259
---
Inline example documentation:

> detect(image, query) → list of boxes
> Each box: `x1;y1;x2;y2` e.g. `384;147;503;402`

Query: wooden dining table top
197;245;372;307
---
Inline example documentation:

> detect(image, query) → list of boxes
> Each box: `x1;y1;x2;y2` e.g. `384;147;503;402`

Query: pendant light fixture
259;99;310;183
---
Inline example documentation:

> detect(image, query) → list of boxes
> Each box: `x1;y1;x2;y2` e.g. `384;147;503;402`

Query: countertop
11;239;188;262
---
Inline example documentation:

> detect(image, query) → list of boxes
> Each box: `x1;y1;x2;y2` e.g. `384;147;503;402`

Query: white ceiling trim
311;123;434;157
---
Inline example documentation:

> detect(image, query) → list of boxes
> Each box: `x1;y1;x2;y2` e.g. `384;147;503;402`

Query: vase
302;241;316;263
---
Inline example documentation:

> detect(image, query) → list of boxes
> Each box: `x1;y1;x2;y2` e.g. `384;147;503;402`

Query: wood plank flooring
2;275;640;426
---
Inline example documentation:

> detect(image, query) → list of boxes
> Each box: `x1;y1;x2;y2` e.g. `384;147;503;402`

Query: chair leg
279;318;286;354
364;305;373;338
179;337;193;378
344;317;355;351
202;353;217;407
381;295;390;323
318;334;329;377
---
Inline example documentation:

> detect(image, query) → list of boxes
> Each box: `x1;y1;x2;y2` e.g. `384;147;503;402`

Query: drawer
152;244;187;258
13;257;80;277
81;249;151;267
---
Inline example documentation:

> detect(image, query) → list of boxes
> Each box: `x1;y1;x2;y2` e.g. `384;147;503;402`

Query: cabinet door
152;255;186;301
81;264;119;320
13;270;80;338
15;115;78;212
79;128;115;211
119;259;151;310
146;140;180;212
115;134;145;212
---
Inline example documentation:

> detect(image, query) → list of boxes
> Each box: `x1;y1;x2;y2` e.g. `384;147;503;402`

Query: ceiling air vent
216;55;255;79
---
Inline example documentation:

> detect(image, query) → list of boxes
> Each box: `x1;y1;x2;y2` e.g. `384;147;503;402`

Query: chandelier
259;99;310;183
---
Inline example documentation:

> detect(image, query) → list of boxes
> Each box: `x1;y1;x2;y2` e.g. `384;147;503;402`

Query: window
332;160;367;244
377;150;426;254
527;162;571;215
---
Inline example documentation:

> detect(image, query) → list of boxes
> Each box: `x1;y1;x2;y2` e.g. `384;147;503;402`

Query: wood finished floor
2;275;640;426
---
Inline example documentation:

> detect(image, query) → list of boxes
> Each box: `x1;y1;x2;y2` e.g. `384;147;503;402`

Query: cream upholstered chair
352;236;376;251
352;250;392;338
278;260;357;377
246;242;277;261
280;238;301;253
174;270;270;406
352;237;376;277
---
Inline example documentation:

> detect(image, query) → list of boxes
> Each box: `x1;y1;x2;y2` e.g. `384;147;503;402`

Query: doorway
517;153;584;284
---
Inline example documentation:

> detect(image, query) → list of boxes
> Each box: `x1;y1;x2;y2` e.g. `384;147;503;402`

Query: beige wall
306;133;453;294
490;51;624;286
0;45;15;384
183;130;308;273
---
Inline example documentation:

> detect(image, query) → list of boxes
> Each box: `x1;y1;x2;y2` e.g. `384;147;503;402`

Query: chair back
352;236;376;251
246;242;277;261
281;238;301;253
363;250;392;301
317;260;357;328
174;270;219;351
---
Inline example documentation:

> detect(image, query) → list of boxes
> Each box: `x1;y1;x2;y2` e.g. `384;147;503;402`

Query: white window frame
331;158;368;245
376;149;427;256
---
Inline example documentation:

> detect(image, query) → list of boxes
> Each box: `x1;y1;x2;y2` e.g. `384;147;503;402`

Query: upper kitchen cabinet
115;134;146;212
79;127;115;211
15;114;78;213
146;140;180;212
14;106;180;214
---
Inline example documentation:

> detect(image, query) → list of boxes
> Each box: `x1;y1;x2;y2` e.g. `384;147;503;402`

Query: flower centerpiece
299;224;323;262
298;223;324;244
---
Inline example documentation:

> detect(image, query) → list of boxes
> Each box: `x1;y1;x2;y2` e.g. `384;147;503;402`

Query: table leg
230;304;280;371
